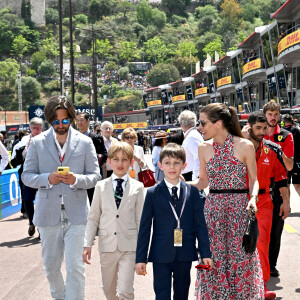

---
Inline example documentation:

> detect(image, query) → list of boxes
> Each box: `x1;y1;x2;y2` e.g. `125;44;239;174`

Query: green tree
144;37;169;64
74;14;88;25
105;61;118;72
161;0;191;15
195;32;222;61
146;63;180;87
118;66;129;81
38;59;56;77
152;8;167;29
88;38;113;61
220;0;243;32
31;51;47;72
0;58;19;88
172;55;198;77
42;36;59;58
119;41;137;62
203;38;225;61
195;5;218;20
16;76;41;107
136;0;153;27
89;0;116;20
45;7;59;24
176;40;197;58
116;1;133;18
10;35;30;62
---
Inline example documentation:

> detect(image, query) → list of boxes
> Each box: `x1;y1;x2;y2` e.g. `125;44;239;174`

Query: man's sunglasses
52;119;70;125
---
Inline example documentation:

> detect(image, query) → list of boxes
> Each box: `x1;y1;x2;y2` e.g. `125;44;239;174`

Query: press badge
174;228;183;247
129;169;135;178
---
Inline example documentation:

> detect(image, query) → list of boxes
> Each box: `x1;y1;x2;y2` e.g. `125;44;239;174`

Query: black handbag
242;208;259;254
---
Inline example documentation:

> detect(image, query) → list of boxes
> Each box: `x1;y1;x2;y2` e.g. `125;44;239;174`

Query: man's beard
249;128;264;142
54;126;69;135
267;120;277;128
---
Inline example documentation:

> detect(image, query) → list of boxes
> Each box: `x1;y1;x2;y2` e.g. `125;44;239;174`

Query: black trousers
22;184;37;225
269;186;284;268
182;171;193;181
153;260;192;300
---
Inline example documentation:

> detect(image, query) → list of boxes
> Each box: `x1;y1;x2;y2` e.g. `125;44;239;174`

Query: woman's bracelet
251;195;258;203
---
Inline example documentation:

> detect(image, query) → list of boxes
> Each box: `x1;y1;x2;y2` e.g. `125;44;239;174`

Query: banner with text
195;87;208;96
242;58;261;75
113;122;148;130
217;76;232;88
147;100;162;107
172;94;186;102
278;29;300;55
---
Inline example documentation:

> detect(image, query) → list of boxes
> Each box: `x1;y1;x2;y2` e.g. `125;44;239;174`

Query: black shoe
270;266;279;277
28;225;35;237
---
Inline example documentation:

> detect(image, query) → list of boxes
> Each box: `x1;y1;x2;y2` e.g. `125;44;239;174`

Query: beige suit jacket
102;137;118;178
84;176;145;252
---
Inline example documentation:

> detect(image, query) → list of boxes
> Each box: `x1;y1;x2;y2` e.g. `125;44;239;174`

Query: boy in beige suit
83;141;145;300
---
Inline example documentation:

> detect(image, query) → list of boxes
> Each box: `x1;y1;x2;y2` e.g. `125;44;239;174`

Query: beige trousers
100;249;135;300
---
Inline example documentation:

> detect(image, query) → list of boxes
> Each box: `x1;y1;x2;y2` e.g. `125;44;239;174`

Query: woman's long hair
200;103;243;138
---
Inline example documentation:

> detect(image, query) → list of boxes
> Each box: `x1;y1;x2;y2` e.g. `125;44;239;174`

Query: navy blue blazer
136;180;211;264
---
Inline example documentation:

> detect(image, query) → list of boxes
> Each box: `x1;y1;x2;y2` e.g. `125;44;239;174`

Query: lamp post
58;0;63;94
69;0;75;103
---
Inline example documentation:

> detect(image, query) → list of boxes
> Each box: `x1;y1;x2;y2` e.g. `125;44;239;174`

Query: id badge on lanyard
169;186;187;247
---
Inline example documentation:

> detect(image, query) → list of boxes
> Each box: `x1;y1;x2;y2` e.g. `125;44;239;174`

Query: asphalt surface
1;155;300;300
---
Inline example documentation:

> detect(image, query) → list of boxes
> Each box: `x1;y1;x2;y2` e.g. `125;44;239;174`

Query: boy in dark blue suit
135;143;212;300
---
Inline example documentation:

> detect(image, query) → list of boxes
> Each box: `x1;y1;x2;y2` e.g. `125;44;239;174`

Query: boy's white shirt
164;178;181;198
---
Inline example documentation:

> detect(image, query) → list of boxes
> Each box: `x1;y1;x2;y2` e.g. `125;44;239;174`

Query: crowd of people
0;96;300;300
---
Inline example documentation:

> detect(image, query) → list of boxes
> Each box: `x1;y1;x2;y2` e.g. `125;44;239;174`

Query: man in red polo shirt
263;101;293;278
246;111;288;299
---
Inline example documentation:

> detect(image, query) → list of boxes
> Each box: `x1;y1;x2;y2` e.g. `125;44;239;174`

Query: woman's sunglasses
199;120;208;127
52;119;70;125
124;136;135;140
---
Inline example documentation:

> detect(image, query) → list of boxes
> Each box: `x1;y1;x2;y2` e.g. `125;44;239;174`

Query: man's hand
60;172;76;185
83;247;92;265
135;263;147;276
279;202;290;220
48;172;61;185
241;124;251;139
202;258;213;268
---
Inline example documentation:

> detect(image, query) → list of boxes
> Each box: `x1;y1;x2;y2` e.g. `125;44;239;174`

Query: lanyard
58;153;65;165
169;186;187;229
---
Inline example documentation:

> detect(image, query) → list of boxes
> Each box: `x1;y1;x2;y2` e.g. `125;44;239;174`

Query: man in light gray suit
22;96;101;300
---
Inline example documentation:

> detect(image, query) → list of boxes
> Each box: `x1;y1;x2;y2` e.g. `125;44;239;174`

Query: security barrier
0;168;21;220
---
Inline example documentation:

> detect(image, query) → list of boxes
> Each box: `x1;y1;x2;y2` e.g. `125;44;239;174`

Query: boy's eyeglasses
52;119;70;125
199;120;208;127
124;136;135;140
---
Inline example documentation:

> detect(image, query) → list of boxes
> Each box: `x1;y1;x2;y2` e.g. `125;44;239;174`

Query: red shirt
264;124;294;158
255;140;287;191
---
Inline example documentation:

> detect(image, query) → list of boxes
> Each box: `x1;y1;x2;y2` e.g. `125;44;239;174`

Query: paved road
1;155;300;299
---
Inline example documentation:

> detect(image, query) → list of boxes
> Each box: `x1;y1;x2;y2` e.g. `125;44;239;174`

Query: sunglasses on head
124;136;135;140
52;119;70;125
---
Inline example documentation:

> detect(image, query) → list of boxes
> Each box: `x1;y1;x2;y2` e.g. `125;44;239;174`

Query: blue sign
29;105;103;121
0;168;22;220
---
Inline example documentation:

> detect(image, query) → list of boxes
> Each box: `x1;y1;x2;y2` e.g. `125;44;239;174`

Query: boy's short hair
108;141;134;161
159;143;186;163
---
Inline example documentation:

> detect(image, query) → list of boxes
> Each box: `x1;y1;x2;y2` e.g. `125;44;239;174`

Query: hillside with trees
0;0;283;113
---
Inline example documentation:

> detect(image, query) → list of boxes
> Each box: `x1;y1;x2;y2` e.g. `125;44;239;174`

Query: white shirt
103;136;113;171
0;142;9;173
164;178;180;198
182;127;203;180
11;134;31;161
53;128;70;162
111;173;128;192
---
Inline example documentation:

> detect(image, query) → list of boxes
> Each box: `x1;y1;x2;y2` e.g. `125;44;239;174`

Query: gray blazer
22;126;101;227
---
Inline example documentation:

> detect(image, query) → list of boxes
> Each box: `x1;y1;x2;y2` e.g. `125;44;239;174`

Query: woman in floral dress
193;103;264;299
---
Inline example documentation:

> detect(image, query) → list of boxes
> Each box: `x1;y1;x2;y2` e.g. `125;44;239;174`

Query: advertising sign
195;87;208;96
147;100;162;107
113;122;148;130
29;105;103;121
278;29;300;55
242;58;261;75
172;94;186;102
0;168;22;220
217;76;232;88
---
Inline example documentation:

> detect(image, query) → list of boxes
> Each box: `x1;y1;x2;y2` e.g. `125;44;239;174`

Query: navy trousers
152;260;192;300
22;184;37;225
